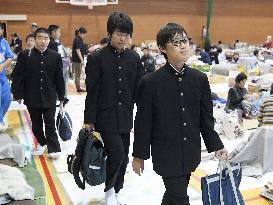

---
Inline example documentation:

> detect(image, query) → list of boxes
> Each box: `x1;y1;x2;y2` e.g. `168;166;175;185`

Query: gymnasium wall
0;0;272;48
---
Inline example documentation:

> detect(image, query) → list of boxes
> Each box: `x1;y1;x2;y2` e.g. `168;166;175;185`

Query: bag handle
206;162;224;205
219;160;241;205
225;161;241;205
219;161;225;205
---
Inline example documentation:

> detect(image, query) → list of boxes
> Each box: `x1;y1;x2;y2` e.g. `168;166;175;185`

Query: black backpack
67;128;106;189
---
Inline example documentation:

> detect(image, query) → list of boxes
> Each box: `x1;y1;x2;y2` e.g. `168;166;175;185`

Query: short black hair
78;27;87;34
218;40;222;44
74;29;79;37
131;44;136;50
156;23;188;59
235;72;247;84
26;33;35;42
253;49;259;56
34;27;50;38
48;25;60;35
100;37;109;45
31;23;38;28
107;12;133;36
195;48;202;53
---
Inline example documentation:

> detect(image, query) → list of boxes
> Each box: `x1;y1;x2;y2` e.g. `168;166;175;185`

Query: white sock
115;193;126;205
105;188;118;205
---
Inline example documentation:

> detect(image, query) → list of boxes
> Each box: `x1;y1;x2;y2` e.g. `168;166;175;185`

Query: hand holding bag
201;160;245;205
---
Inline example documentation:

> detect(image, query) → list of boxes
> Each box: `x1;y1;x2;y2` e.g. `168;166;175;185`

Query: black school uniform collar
165;62;188;77
107;43;125;57
34;46;48;55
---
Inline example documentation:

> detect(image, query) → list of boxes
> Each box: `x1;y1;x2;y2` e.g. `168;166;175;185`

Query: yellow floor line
46;156;73;205
4;110;272;205
6;110;73;205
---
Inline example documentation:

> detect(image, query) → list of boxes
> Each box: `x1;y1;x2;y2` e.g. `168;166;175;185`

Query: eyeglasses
113;32;130;39
170;38;189;48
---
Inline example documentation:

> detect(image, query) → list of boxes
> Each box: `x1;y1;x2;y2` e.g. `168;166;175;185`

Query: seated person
208;46;219;64
234;39;242;49
263;35;273;49
253;49;264;62
232;52;240;63
225;73;250;118
217;47;226;62
195;48;211;65
258;83;273;126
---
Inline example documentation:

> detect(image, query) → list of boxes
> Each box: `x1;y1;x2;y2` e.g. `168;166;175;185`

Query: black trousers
27;107;61;154
101;133;130;193
162;174;191;205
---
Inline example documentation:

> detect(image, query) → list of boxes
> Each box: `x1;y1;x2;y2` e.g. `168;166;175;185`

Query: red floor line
245;196;263;202
191;173;202;182
39;155;62;205
23;110;62;205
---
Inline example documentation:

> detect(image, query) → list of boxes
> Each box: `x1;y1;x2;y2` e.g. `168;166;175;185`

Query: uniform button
118;66;122;70
178;78;182;82
118;102;122;106
118;90;122;94
118;78;122;82
41;70;43;73
182;107;185;111
118;55;120;58
175;73;178;76
41;79;43;82
184;137;187;141
183;122;187;126
40;87;43;90
181;92;184;96
41;62;44;64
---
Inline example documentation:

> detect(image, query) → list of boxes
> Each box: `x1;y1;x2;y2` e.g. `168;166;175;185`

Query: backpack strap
67;129;90;190
67;154;86;190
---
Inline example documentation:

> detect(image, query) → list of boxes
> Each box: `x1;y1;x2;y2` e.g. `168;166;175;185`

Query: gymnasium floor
5;79;273;205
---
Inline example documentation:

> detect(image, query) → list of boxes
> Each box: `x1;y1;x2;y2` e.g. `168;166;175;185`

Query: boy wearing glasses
132;23;228;205
84;12;145;205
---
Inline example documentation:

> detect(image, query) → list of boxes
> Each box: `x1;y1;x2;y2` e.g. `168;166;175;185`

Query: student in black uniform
84;12;145;205
47;24;60;52
132;23;228;205
48;25;70;98
10;32;22;56
25;34;35;50
11;27;65;159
